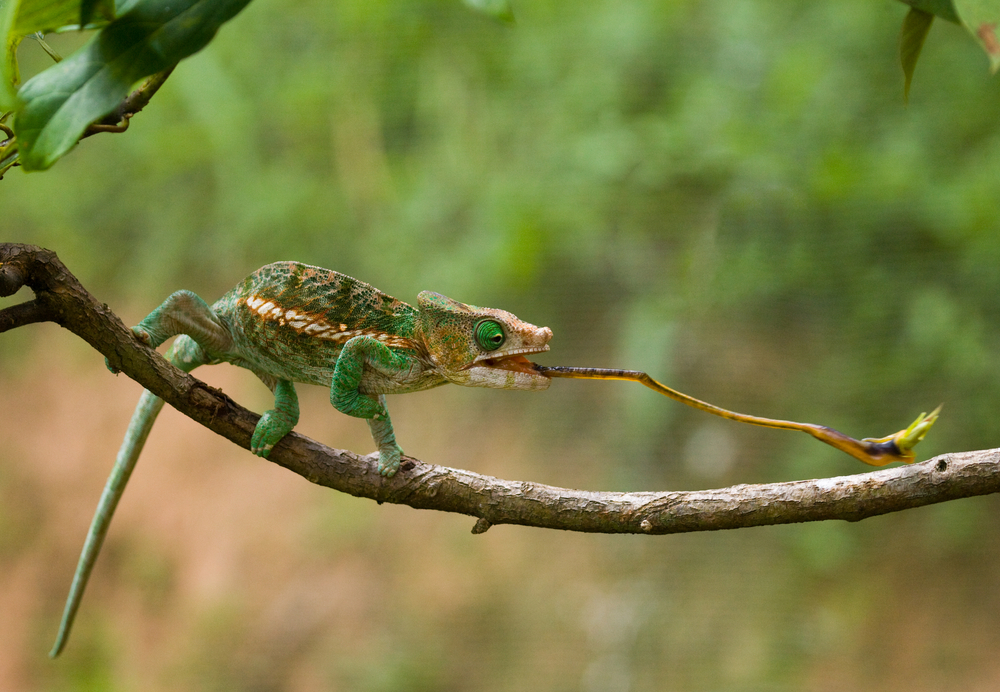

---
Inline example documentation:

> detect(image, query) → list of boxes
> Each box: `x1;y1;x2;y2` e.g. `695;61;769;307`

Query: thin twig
31;33;63;63
0;157;18;179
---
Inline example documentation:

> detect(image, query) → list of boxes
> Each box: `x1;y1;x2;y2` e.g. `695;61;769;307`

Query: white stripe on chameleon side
241;294;416;349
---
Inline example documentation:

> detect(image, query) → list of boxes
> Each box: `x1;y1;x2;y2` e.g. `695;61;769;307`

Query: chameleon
48;261;939;657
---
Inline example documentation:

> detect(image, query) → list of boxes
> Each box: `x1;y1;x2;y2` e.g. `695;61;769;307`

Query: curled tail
50;336;207;657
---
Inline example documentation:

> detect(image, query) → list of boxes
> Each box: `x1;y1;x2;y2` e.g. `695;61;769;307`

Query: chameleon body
50;261;552;656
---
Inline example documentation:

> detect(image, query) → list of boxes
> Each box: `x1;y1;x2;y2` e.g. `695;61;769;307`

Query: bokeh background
4;0;1000;689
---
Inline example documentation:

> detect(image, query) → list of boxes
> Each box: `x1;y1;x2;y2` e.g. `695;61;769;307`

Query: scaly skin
50;262;552;657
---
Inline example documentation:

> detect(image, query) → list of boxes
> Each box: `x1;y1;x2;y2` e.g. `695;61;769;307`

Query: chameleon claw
377;450;401;477
250;436;274;457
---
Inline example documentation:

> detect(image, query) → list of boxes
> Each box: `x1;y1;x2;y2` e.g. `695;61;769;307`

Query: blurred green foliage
3;0;1000;689
0;0;997;170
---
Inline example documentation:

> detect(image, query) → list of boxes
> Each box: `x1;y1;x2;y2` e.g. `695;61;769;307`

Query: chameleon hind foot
131;324;154;345
104;326;152;374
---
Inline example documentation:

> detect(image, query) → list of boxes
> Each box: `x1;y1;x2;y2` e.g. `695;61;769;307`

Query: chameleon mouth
478;348;550;375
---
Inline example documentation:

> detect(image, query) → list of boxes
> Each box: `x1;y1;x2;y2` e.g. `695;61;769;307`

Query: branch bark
2;242;998;535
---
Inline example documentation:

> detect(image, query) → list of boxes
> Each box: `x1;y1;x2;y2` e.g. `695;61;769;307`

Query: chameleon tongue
484;354;539;375
533;365;939;467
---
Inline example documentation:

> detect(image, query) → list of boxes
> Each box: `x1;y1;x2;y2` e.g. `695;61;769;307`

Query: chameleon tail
50;335;206;658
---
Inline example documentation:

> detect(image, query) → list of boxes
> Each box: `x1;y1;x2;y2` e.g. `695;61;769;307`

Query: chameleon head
417;292;553;390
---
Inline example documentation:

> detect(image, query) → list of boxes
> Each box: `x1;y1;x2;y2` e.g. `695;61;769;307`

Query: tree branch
0;297;50;331
2;242;998;535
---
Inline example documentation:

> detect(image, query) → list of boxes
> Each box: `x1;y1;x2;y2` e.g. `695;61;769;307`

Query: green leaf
14;0;98;35
901;7;935;100
953;0;1000;72
0;0;21;110
14;0;252;170
898;0;961;24
463;0;514;24
2;0;118;113
79;0;114;26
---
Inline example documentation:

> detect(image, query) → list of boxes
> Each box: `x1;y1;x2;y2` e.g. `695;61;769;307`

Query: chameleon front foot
250;410;295;458
378;447;402;477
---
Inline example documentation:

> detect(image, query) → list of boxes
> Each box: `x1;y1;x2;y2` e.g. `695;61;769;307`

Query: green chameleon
49;261;939;657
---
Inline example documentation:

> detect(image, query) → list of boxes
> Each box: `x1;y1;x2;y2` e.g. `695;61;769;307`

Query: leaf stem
32;33;63;62
0;155;20;179
82;66;175;138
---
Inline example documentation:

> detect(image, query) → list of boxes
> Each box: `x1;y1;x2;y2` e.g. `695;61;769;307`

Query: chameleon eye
475;319;506;351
